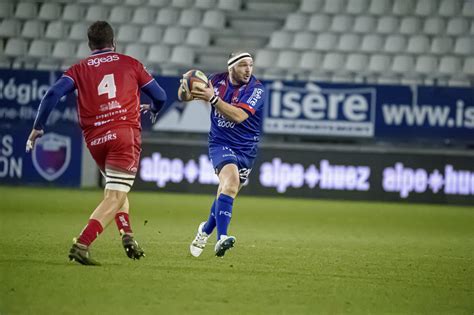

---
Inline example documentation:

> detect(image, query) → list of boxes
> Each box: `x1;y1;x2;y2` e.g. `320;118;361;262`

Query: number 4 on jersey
98;74;117;99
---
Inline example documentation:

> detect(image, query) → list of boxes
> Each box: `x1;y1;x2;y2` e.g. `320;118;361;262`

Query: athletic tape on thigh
104;168;136;192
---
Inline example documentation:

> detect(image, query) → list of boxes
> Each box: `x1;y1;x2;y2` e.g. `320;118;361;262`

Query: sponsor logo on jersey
87;54;120;67
99;100;122;112
90;131;117;146
32;133;71;181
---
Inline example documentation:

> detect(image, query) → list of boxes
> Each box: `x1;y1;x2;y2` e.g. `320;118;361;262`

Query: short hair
88;21;114;50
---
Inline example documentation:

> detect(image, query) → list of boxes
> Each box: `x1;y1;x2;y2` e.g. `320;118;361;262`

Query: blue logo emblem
32;133;71;181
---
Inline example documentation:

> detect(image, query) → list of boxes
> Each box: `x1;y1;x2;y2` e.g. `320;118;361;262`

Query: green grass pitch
0;186;473;314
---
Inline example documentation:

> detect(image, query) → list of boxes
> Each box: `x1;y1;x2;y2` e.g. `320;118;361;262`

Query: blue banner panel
0;126;82;186
264;80;473;143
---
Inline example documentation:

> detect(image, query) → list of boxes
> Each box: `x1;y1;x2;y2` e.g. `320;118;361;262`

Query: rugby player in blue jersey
180;51;265;257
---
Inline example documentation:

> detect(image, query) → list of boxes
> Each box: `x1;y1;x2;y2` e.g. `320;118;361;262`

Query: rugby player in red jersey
26;21;167;265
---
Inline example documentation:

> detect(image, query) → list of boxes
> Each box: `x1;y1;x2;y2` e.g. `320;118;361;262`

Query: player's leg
69;188;127;265
213;163;240;257
114;196;145;259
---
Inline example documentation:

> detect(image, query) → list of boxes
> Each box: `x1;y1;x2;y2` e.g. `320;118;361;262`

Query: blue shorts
209;144;254;183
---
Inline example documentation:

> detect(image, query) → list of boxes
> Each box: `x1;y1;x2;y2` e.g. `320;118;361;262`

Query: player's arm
26;76;75;152
141;79;167;113
191;84;249;123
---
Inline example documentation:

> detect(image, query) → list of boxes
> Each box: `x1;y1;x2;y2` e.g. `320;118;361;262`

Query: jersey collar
91;48;114;56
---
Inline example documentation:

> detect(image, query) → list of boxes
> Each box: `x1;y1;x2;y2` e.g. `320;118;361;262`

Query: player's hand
25;129;44;153
191;85;214;102
140;104;158;124
178;78;192;101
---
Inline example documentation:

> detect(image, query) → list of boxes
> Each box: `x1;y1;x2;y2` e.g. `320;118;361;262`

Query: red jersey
63;49;154;139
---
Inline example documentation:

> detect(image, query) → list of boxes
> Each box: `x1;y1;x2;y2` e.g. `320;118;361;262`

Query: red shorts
86;127;141;175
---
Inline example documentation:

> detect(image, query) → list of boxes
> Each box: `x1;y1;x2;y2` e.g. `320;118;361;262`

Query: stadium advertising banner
135;141;474;205
0;69;83;186
264;81;473;143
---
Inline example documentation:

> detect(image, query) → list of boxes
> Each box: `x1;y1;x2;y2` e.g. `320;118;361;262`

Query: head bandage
227;53;253;70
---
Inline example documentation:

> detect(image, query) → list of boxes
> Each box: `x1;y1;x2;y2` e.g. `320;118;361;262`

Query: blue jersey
208;72;265;159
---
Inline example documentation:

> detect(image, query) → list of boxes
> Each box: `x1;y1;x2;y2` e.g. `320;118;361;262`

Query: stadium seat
38;3;62;21
156;7;180;26
406;35;430;54
299;0;324;13
140;25;164;44
109;7;133;24
391;55;415;75
275;50;300;70
438;56;463;76
0;19;22;37
447;75;471;87
268;31;293;49
52;42;77;59
170;45;195;64
69;23;89;41
102;0;125;4
415;55;438;75
399;17;422;35
284;13;309;31
330;15;354;33
147;44;171;64
376;16;399;34
446;17;470;35
383;35;407;53
132;7;156;25
162;26;187;45
415;0;438;16
346;0;370;14
368;54;392;74
438;0;461;17
345;53;369;73
360;34;384;53
218;0;242;11
76;42;91;58
0;2;14;19
353;16;377;34
179;9;203;27
338;34;360;52
423;17;446;35
201;10;226;29
323;0;345;14
255;49;278;70
85;5;109;22
293;32;316;50
15;2;38;19
4;38;28;57
461;0;474;17
36;60;60;71
195;0;217;9
321;53;346;72
148;0;171;7
62;4;86;22
307;14;331;32
454;37;473;56
124;0;147;5
185;28;210;46
171;0;194;8
392;0;415;15
368;0;392;15
314;33;339;51
431;37;453;55
463;57;474;75
45;21;68;40
21;20;45;39
125;43;148;60
117;25;141;43
28;40;53;58
298;51;323;72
